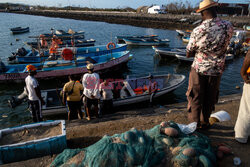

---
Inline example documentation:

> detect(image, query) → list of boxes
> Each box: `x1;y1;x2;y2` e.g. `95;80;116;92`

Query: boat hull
41;74;185;116
11;27;29;34
0;52;130;83
11;44;127;64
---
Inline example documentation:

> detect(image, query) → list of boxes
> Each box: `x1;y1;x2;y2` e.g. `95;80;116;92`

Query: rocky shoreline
5;10;250;30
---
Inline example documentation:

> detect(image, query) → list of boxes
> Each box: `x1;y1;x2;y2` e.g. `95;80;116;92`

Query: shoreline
4;10;250;30
3;93;250;167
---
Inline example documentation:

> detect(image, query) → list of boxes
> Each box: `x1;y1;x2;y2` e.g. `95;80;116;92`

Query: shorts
85;97;98;108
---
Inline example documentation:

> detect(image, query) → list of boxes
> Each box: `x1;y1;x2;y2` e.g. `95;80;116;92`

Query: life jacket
61;48;73;60
49;41;59;54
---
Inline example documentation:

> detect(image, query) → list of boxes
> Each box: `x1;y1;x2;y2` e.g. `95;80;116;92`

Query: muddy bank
3;93;250;167
6;10;250;30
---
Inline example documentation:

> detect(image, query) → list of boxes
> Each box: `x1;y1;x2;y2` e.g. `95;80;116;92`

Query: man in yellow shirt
63;75;83;120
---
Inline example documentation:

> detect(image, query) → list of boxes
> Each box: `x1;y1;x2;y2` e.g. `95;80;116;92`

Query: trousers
186;68;221;124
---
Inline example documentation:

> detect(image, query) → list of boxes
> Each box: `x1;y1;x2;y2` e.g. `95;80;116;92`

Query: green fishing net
50;121;216;167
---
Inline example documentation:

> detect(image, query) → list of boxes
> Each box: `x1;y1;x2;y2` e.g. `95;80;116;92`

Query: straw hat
86;63;94;70
196;0;218;13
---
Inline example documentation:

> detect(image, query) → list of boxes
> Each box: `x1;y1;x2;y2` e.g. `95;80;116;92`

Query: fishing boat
9;73;185;116
0;51;131;83
175;53;234;62
25;38;95;50
116;35;158;43
0;120;66;164
10;27;30;34
152;46;186;57
182;36;190;43
176;30;191;36
8;44;127;64
40;29;85;40
123;38;170;46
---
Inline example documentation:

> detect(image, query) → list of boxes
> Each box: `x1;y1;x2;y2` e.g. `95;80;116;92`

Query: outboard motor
8;52;17;62
17;47;27;57
8;87;28;108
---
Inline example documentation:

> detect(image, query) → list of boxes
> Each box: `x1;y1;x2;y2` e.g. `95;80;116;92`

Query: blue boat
0;51;131;83
0;120;66;164
116;35;158;43
25;38;95;50
8;44;127;64
123;38;170;46
182;36;190;43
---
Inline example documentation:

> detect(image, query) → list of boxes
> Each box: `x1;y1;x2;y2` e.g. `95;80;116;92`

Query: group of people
24;0;250;144
62;63;115;121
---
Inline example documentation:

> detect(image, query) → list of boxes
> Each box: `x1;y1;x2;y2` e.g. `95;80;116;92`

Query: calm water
0;13;244;129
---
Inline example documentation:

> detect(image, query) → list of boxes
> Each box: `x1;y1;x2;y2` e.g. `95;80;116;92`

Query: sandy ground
2;94;250;167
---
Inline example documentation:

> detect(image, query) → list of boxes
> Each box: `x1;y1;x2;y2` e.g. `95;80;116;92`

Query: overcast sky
0;0;249;8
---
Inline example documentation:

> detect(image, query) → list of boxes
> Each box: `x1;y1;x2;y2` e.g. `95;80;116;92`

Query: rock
164;127;178;137
182;148;196;157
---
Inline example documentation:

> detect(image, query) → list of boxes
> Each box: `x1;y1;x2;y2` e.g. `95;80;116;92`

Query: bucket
210;110;231;122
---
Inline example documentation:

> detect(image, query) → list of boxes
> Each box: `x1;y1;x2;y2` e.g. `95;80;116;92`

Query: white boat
123;38;170;46
9;74;185;116
152;46;186;57
175;54;194;62
175;53;234;63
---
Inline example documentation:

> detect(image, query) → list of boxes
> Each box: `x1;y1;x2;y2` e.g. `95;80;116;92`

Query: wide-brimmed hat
26;64;37;72
86;63;94;70
196;0;218;13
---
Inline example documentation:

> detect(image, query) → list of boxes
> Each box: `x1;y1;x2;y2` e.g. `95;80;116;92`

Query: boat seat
123;81;136;97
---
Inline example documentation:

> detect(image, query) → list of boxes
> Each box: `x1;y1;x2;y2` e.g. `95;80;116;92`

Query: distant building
148;5;166;14
136;6;149;14
217;3;249;16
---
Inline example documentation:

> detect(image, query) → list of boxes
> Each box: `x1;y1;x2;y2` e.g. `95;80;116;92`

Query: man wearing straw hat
186;0;233;129
82;63;100;121
25;64;45;122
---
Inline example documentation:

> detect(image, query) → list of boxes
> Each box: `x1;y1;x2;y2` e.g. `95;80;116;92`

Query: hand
245;80;250;84
41;99;45;105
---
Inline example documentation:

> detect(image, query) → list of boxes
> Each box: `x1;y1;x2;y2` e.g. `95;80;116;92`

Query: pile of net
50;121;216;167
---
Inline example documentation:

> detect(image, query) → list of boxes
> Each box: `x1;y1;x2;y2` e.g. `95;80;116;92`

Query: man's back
25;75;39;101
187;17;233;75
82;73;100;99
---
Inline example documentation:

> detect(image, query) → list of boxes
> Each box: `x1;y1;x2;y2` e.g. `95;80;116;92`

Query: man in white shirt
25;65;45;122
82;63;100;120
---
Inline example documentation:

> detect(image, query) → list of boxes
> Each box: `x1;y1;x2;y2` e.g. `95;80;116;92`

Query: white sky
0;0;249;8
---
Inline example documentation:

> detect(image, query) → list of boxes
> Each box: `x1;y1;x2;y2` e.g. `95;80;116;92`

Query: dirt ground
2;94;250;167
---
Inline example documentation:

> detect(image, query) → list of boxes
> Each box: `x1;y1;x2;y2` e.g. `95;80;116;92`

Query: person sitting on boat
40;34;48;49
62;75;83;121
48;35;62;60
82;63;100;121
25;64;45;122
99;79;114;115
144;75;158;95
